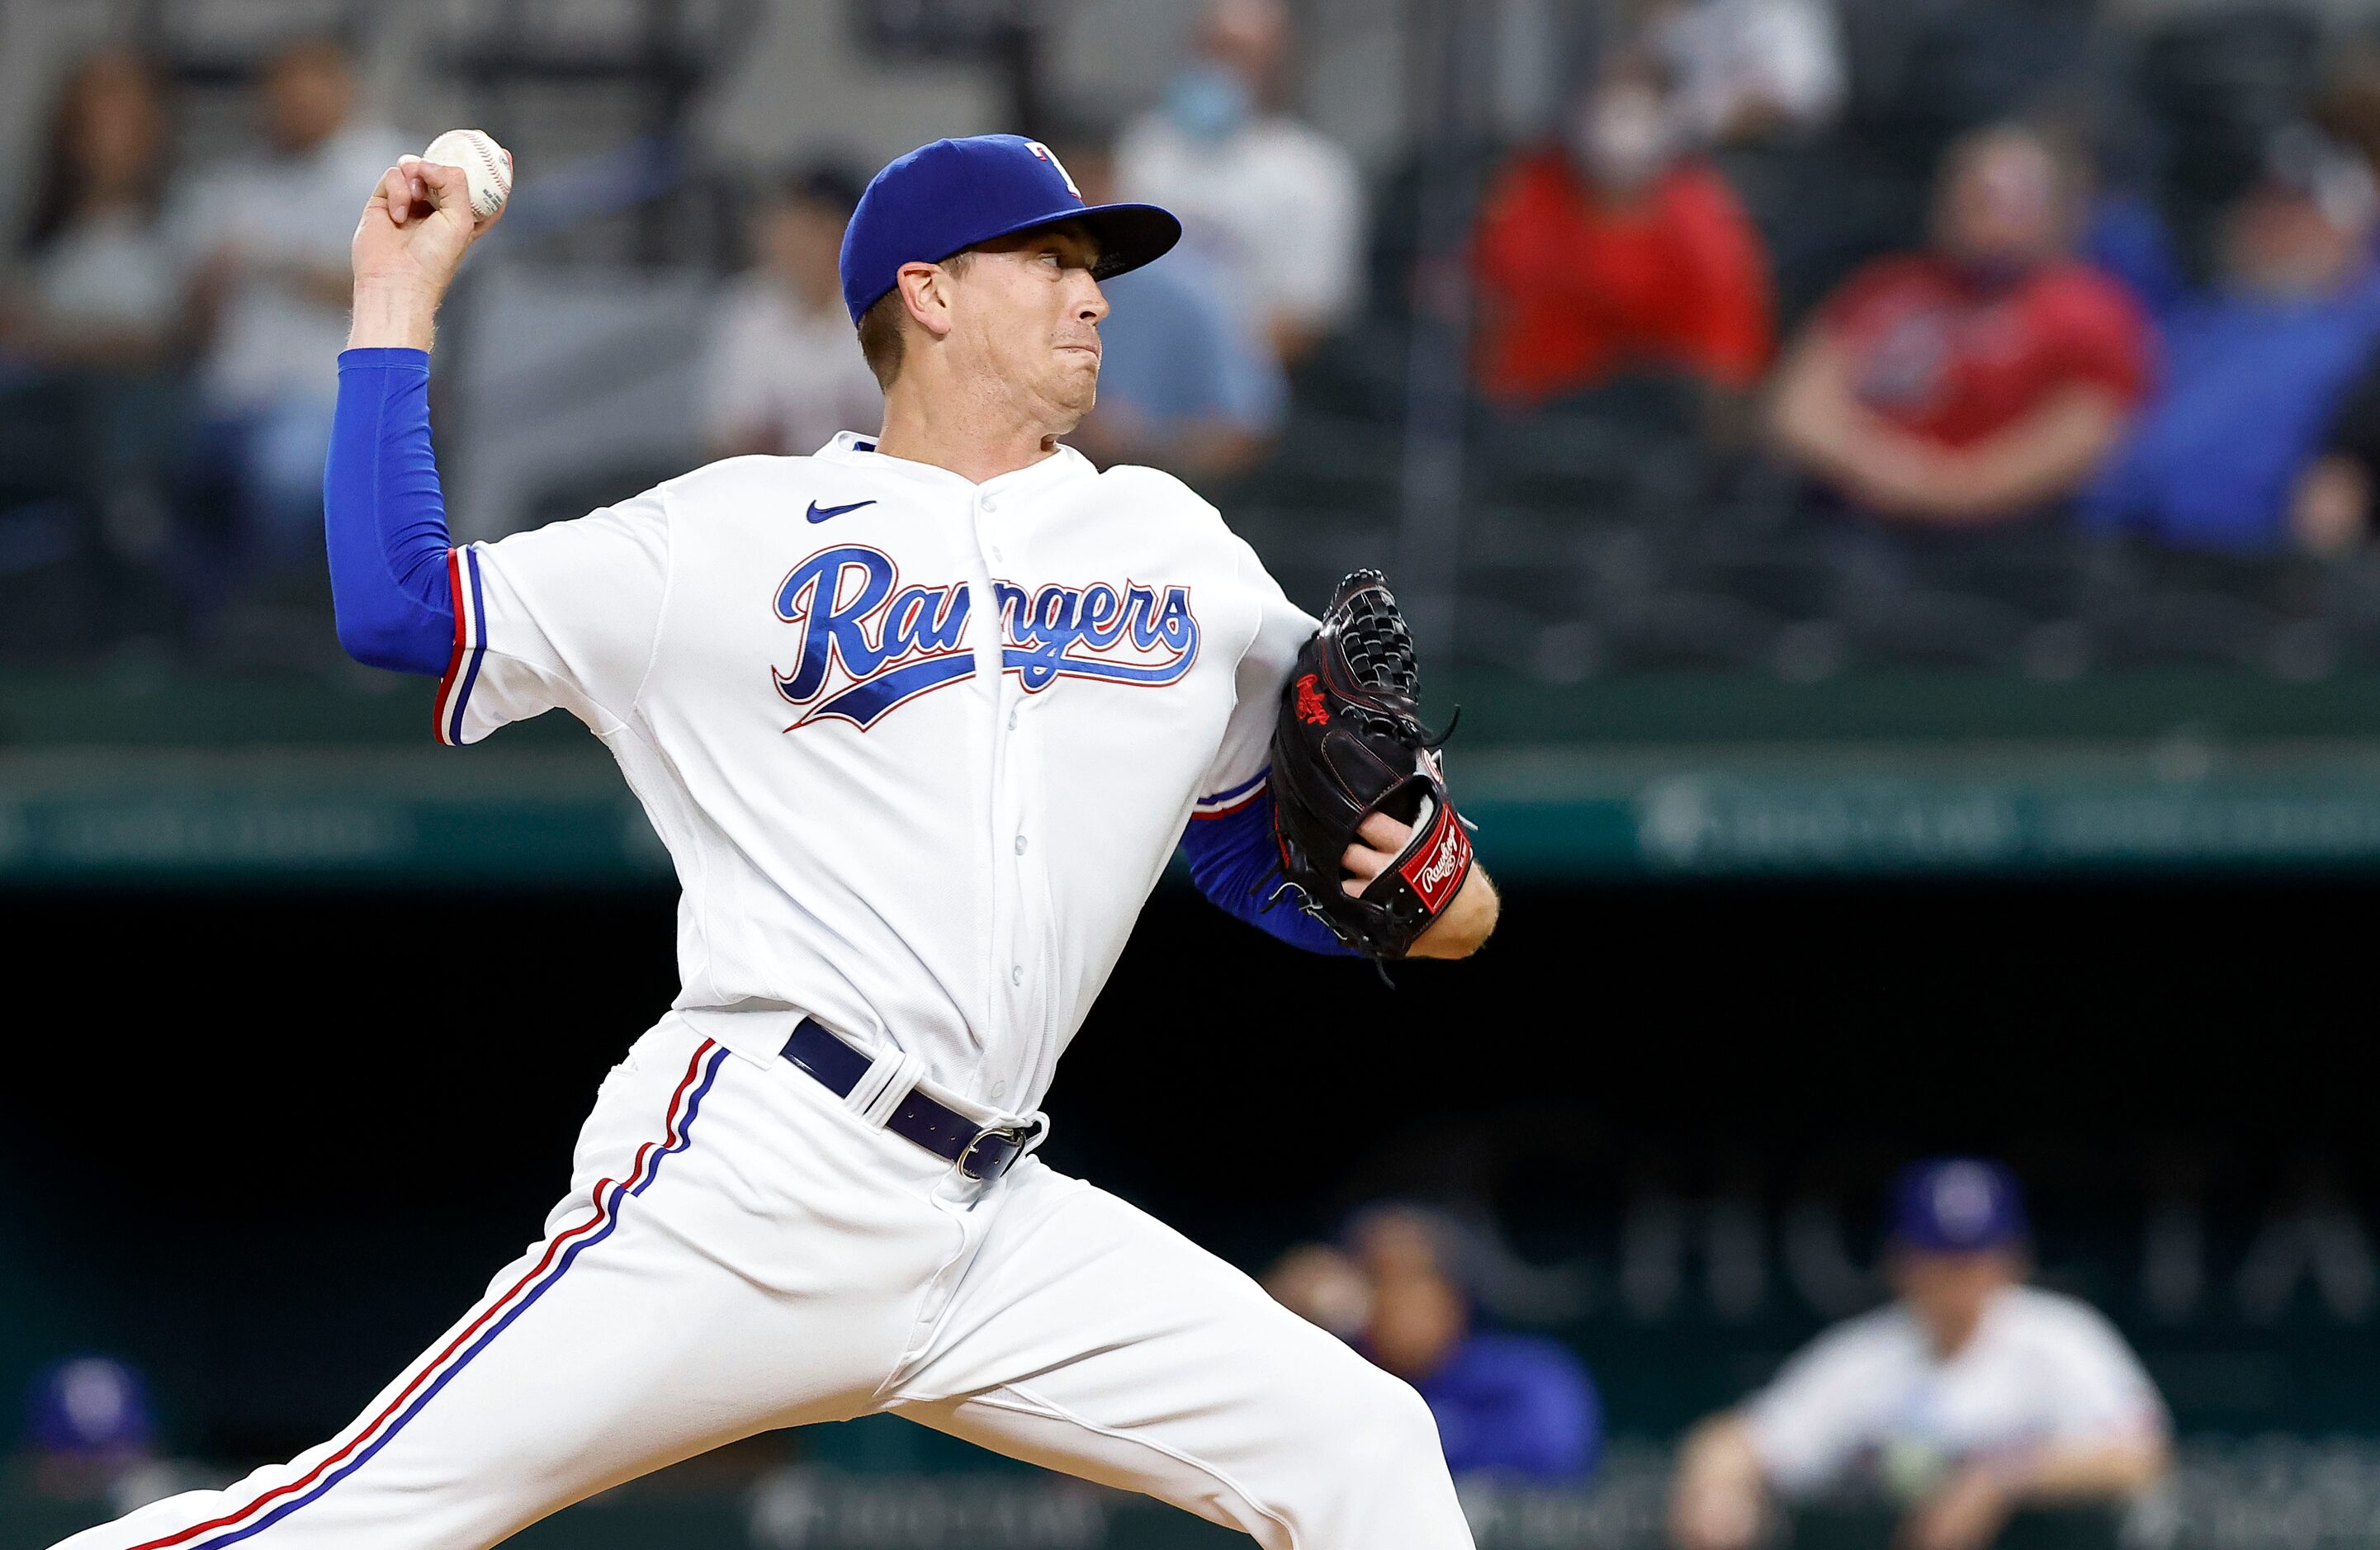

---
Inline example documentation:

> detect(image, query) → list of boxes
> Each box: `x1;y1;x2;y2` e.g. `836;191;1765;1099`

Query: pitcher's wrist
348;280;442;351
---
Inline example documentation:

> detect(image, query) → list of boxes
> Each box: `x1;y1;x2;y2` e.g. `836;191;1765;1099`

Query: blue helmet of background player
1886;1159;2032;1360
1889;1157;2032;1255
24;1355;154;1458
838;134;1181;325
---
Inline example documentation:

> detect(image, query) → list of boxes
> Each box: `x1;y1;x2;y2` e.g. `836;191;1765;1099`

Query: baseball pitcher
56;133;1499;1550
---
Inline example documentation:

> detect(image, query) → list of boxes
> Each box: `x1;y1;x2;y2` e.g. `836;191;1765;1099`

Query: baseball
412;129;512;221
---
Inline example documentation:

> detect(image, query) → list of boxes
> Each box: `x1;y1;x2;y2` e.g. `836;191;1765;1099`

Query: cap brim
1079;202;1184;281
974;201;1183;281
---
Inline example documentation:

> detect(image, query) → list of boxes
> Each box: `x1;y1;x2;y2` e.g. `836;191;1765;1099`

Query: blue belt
783;1018;1039;1181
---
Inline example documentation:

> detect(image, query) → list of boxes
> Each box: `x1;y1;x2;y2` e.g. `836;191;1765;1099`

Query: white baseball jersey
1744;1284;2169;1499
57;433;1475;1550
433;432;1313;1115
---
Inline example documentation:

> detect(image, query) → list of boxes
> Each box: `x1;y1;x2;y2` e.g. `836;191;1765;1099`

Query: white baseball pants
54;1018;1470;1550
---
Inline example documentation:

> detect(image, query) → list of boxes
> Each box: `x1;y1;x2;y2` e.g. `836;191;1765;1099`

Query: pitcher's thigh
891;1172;1473;1550
50;1037;897;1550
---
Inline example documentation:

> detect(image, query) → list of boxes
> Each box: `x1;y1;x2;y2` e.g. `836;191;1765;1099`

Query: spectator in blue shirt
1365;1262;1603;1481
2082;190;2190;326
2290;344;2380;553
2084;126;2380;552
1051;129;1286;482
1270;1206;1601;1483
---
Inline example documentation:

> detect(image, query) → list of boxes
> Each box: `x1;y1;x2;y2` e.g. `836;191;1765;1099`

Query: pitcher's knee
1263;1363;1465;1548
1300;1361;1447;1480
1355;1369;1446;1474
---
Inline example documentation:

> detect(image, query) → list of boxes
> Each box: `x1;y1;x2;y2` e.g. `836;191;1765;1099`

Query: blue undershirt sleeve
324;347;457;677
1179;782;1357;956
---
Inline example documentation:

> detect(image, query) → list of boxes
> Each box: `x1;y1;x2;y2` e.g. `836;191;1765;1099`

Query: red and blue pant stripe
125;1039;730;1550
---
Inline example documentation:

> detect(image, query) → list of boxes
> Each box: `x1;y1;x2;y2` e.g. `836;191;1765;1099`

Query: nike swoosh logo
807;499;878;523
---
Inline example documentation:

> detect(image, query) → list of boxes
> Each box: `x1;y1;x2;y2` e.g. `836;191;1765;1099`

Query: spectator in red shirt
1472;58;1774;411
1768;124;2152;527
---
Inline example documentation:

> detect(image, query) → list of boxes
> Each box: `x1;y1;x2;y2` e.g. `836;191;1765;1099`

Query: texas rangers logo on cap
1890;1157;2028;1252
1024;140;1084;201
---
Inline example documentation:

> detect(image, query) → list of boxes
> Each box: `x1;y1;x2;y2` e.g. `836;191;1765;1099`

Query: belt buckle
955;1123;1034;1181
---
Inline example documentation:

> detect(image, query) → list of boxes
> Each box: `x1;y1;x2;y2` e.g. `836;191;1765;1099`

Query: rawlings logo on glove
1294;674;1332;727
1268;569;1474;962
1400;801;1474;913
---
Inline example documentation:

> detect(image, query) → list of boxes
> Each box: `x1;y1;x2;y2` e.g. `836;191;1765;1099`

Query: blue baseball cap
838;134;1182;325
1890;1158;2029;1254
25;1356;154;1455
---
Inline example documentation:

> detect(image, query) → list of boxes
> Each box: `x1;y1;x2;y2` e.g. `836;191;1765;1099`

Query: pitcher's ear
897;260;956;341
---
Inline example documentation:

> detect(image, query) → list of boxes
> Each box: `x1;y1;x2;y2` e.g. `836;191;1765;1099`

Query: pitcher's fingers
374;165;414;224
413;159;470;215
1341;841;1389;881
1356;812;1412;850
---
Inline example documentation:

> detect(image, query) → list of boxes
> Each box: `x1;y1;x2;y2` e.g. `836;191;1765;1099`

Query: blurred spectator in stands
2080;188;2191;328
2284;72;2380;553
1261;1242;1372;1341
1636;0;1847;147
2;50;182;372
2023;93;2189;324
2293;350;2380;554
703;164;881;459
173;36;404;584
21;1355;201;1514
1670;1160;2169;1550
1769;125;2151;528
1471;55;1774;417
1056;130;1285;481
1117;0;1363;364
2316;50;2380;225
1267;1206;1602;1482
2087;126;2380;554
0;45;188;593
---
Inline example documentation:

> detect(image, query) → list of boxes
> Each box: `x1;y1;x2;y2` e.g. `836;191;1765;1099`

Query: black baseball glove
1269;569;1474;962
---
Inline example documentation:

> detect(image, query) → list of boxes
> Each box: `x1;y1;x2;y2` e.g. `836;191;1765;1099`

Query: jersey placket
971;482;1053;1109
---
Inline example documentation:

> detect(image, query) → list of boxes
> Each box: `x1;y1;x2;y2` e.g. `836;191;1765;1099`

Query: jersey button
1014;834;1027;854
1007;707;1019;732
1010;964;1024;985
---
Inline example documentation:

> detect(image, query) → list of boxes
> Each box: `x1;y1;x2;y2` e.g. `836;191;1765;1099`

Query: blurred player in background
175;36;405;589
1119;0;1364;363
2089;124;2380;555
1469;54;1774;415
19;1358;206;1518
1668;1159;2169;1550
1768;124;2151;529
700;163;883;459
1053;124;1285;481
1269;1206;1602;1482
1636;0;1847;148
2;49;180;373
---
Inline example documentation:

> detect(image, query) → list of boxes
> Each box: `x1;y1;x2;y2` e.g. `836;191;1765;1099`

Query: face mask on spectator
2269;125;2378;239
1167;64;1253;143
1569;84;1673;194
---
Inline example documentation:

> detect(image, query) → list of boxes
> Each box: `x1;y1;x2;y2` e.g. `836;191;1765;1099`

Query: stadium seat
2084;546;2321;676
0;376;115;660
1843;0;2108;177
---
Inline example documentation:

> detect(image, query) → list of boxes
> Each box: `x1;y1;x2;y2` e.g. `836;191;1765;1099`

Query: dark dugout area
2;877;2365;1461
